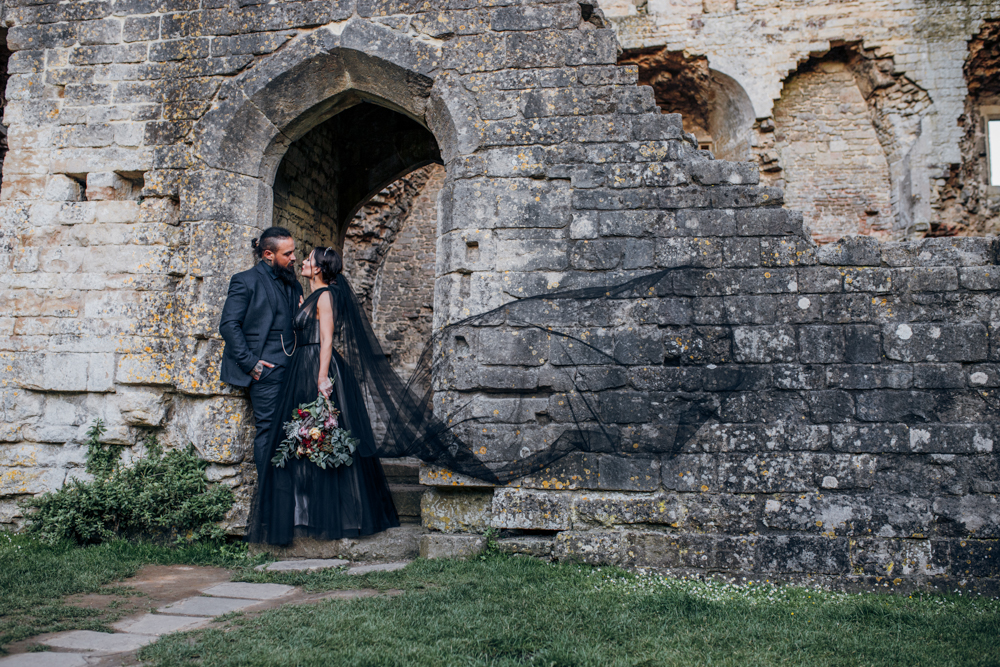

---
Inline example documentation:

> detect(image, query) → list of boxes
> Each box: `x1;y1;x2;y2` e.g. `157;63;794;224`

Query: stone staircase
251;458;427;561
382;458;424;524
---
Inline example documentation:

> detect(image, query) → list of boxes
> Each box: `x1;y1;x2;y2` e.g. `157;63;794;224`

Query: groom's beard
273;263;298;286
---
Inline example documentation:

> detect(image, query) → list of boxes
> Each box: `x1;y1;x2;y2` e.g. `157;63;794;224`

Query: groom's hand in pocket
251;360;275;381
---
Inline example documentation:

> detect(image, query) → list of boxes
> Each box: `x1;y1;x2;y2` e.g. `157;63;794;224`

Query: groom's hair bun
312;246;343;284
253;227;293;259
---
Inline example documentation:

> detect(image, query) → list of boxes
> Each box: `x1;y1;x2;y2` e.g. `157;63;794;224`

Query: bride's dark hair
312;247;343;284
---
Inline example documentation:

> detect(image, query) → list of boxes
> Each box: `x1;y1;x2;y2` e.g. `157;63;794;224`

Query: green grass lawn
3;533;998;666
0;532;256;652
143;554;999;667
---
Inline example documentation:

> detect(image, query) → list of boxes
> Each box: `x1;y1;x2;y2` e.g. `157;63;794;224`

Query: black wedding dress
248;284;399;546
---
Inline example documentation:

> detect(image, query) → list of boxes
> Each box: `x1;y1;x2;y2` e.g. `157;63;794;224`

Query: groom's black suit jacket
219;262;304;387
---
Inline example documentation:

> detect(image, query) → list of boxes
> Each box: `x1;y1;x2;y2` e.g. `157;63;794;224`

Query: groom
219;226;304;478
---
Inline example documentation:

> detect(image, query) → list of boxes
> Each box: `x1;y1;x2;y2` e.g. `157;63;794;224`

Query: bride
248;247;399;545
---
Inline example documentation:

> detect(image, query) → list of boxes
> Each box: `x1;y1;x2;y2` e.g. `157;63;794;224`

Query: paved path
0;560;411;667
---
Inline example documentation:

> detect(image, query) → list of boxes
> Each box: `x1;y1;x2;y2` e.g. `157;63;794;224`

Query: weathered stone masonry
0;0;995;593
605;0;1000;241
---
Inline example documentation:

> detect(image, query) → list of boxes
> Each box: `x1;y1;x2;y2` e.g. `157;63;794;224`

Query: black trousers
247;365;286;479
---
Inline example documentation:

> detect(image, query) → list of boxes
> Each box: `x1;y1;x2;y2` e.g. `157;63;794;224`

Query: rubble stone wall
602;0;1000;240
0;0;995;592
369;164;444;376
771;57;894;244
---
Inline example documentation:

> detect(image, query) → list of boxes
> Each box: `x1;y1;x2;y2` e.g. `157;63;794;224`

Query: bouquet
271;395;359;469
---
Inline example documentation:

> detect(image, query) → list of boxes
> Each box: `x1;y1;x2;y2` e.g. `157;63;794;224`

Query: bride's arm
317;290;335;397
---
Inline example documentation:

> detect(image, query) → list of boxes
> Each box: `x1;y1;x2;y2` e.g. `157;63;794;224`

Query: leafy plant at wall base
83;419;119;479
21;427;234;546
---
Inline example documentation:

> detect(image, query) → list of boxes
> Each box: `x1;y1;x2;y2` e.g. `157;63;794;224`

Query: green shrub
82;418;119;479
21;425;234;546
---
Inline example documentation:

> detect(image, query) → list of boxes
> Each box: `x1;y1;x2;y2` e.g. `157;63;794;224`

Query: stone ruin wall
604;0;1000;241
0;0;994;593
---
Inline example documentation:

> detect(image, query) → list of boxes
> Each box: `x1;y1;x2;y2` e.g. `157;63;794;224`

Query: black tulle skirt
248;343;399;545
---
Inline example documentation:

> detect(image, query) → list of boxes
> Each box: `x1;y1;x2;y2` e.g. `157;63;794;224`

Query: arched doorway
270;100;441;257
267;98;443;525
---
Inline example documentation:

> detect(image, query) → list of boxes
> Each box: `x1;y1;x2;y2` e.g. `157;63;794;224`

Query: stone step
113;614;212;636
250;524;424;561
0;653;91;666
41;630;157;654
389;483;424;522
381;458;420;485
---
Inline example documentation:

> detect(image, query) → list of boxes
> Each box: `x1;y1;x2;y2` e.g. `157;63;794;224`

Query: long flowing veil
331;269;743;485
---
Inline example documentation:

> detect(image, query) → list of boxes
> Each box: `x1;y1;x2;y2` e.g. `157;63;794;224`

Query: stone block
509;451;601;490
755;535;851;574
42;630;155;654
419;533;485;560
806;390;855;423
735;208;803;236
854;390;939;423
44;175;84;202
421;488;493;533
597;455;659;491
882;238;996;267
907;424;994;454
882;323;988;362
689;160;759;186
719;451;819;493
798;325;844;363
348;561;410;575
816;235;881;266
201;582;294;600
496;536;555;559
951;539;1000;578
661;454;717;492
732;325;797;363
158;596;260;617
162;396;253;464
0;467;67;497
912;363;966;389
843;324;881;363
256;558;349;572
831;424;911;453
113;614;212;635
0;652;89;666
850;538;946;577
492;487;571;530
932;495;1000;538
552;530;629;565
17;353;90;392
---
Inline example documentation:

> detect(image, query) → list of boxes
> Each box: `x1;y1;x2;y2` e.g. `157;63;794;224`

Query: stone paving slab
112;614;213;636
347;561;411;575
0;654;90;667
41;631;156;654
201;582;295;600
157;596;260;617
255;558;349;572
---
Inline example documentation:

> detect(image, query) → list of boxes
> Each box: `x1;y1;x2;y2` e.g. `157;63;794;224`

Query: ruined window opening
617;48;754;162
987;118;1000;187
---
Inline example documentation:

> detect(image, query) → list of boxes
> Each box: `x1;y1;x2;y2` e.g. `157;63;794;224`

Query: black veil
330;268;742;485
